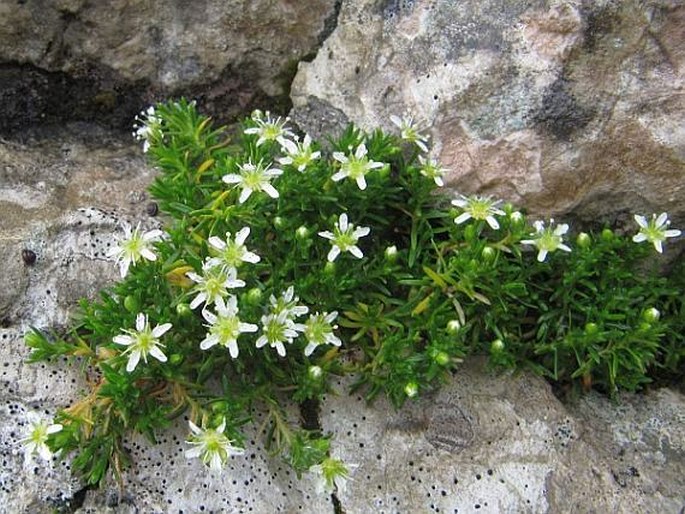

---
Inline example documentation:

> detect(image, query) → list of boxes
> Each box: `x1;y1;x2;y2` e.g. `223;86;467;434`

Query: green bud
584;322;599;335
246;287;263;306
510;211;524;224
123;295;140;313
308;365;323;380
433;351;450;366
251;109;264;120
481;246;496;262
324;261;336;275
170;353;184;365
296;225;310;239
175;303;192;318
384;245;398;263
211;401;228;412
447;320;462;334
490;339;505;353
273;216;285;229
601;228;614;241
576;232;592;248
642;307;660;323
404;382;419;398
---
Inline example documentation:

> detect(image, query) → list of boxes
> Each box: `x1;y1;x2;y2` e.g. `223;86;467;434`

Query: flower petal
152;323;172;338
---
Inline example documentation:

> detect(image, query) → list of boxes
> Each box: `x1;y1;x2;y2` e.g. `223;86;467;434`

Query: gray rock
291;0;685;227
0;0;338;135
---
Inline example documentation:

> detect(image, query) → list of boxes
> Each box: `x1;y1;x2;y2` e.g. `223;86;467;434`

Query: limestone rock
291;0;685;227
0;0;338;135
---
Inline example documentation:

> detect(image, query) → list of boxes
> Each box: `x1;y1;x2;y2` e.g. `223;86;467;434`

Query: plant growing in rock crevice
23;100;683;490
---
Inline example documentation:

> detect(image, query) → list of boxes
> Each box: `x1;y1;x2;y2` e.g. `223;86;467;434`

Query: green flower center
262;124;282;140
243;168;265;190
265;318;287;343
222;243;245;268
214;316;241;344
644;224;666;242
346;158;369;179
205;276;225;298
334;231;357;251
467;200;492;220
538;231;562;251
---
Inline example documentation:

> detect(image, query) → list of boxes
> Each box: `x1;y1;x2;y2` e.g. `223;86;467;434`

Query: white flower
185;417;244;474
310;457;354;495
206;227;261;270
222;160;283;204
390;114;430;152
113;313;172;372
278;134;321;172
20;412;62;461
318;213;371;262
243;112;294;147
451;195;505;230
331;143;385;190
106;224;164;278
521;219;572;262
418;156;446;187
255;311;302;357
199;296;257;358
133;106;162;153
303;311;342;357
269;285;309;321
187;261;246;310
632;213;681;254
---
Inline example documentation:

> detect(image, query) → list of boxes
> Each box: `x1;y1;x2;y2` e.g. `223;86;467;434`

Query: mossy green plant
24;99;684;488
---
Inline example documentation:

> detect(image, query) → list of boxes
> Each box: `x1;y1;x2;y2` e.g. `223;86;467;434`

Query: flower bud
576;232;592;248
642;307;660;323
308;365;323;379
481;246;496;262
123;295;140;313
246;287;263;306
584;322;599;335
250;109;264;120
96;346;118;360
176;303;192;318
273;216;285;229
296;225;310;239
404;382;419;398
490;339;505;353
510;211;524;224
324;261;336;275
170;353;184;365
433;351;450;366
447;320;462;334
384;245;398;263
601;228;614;242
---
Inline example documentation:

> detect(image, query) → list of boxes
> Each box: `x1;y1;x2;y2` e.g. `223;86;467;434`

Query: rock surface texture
1;0;684;512
291;0;685;225
0;0;337;135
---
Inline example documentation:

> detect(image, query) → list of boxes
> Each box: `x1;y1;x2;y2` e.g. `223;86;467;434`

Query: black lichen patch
381;0;418;20
0;63;148;139
582;3;620;52
533;77;595;141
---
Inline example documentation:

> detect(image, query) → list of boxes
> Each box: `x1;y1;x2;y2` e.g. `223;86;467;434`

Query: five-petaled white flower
207;227;261;270
222;160;283;204
113;313;172;372
133;106;162;153
199;296;257;358
390;114;430;152
632;213;681;254
318;213;371;262
243;111;294;147
185;417;244;474
303;311;342;357
20;412;62;461
255;311;303;357
521;219;572;262
187;261;246;310
418;156;446;187
269;286;309;322
278;134;321;172
106;224;164;278
451;195;505;230
310;457;354;495
331;143;385;190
